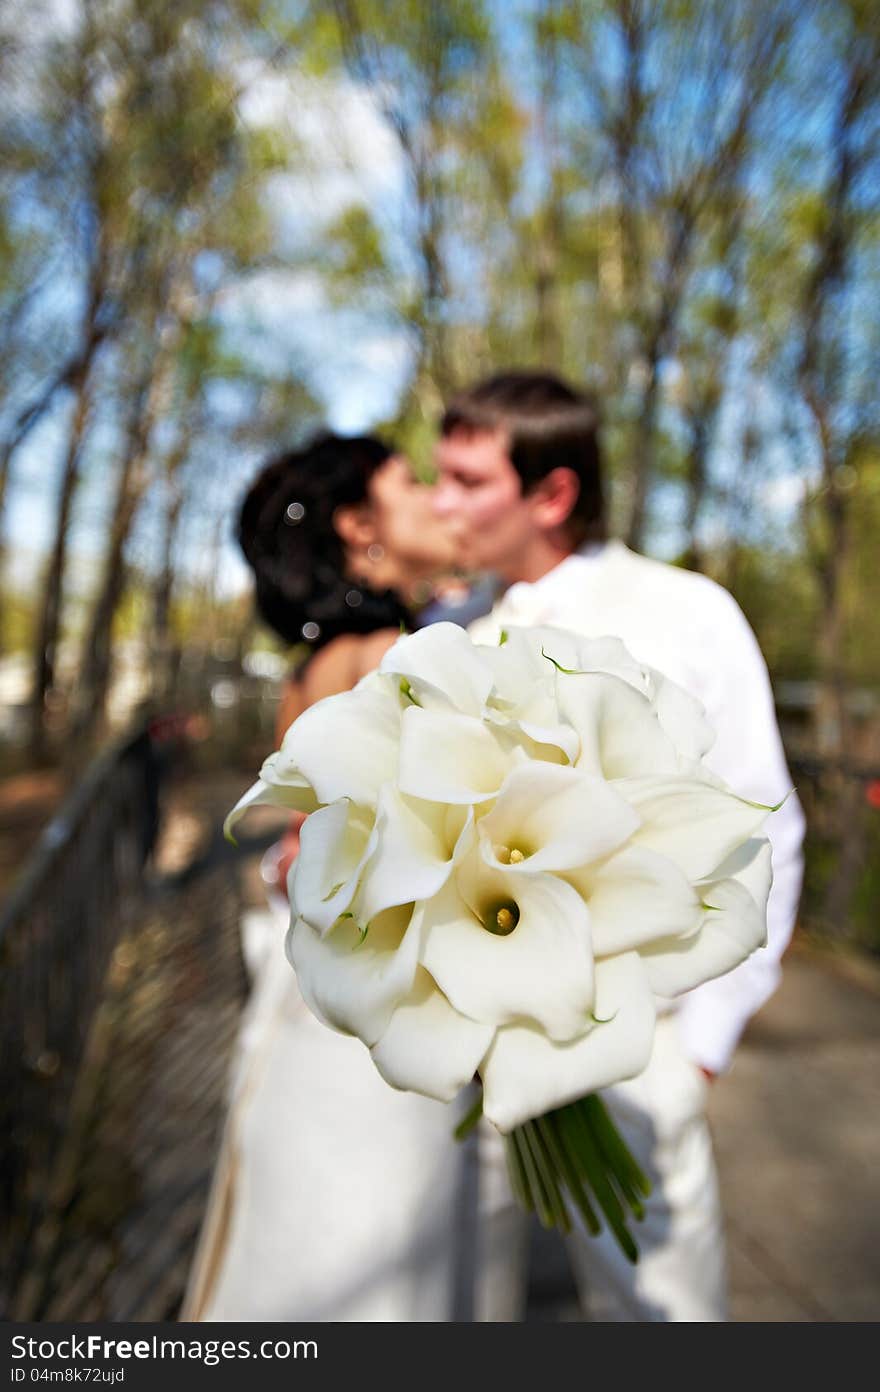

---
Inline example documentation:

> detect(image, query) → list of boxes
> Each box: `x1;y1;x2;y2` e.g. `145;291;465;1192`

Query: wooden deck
12;838;251;1321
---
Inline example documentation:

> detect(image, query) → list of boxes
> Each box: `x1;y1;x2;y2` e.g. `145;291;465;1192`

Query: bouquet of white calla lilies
227;623;780;1259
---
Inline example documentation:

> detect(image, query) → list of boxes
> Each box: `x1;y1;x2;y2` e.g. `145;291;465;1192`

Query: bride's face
365;454;460;581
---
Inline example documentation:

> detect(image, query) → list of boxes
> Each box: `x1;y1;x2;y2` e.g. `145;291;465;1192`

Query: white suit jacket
468;540;805;1075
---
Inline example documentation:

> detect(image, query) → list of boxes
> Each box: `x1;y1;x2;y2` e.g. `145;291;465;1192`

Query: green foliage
321;205;388;292
726;548;821;682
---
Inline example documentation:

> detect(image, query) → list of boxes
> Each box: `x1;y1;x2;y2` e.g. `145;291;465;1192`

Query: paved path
526;941;880;1322
709;943;880;1322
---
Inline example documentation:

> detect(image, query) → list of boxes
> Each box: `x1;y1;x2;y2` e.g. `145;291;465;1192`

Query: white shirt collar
499;539;625;615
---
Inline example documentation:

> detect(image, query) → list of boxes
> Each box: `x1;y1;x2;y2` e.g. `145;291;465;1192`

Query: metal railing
0;725;162;1316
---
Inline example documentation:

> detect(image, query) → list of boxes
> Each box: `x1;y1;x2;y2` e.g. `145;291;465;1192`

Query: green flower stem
522;1121;572;1233
453;1091;484;1142
513;1127;554;1229
538;1115;600;1237
580;1095;651;1210
578;1106;644;1223
503;1131;533;1213
567;1105;630;1227
564;1104;627;1209
562;1105;639;1264
572;1123;642;1222
451;1086;646;1261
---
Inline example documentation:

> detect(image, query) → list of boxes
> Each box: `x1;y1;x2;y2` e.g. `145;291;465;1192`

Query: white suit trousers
474;1015;728;1322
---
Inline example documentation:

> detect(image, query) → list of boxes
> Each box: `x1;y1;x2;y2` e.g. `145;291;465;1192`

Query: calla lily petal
492;627;650;696
223;770;317;842
398;707;510;803
480;953;656;1132
380;622;495;716
618;774;770;880
293;801;376;936
371;968;494;1101
646;668;715;760
484;704;580;766
357;789;473;925
287;904;421;1046
478;762;638;873
641;838;772;997
273;685;400;806
568;843;702;955
419;870;594;1042
558;672;681;779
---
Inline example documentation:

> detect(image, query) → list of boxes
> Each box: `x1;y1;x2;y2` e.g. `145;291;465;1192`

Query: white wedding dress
183;859;469;1322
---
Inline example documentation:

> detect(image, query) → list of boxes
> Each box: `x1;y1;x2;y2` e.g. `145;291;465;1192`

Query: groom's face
432;427;536;578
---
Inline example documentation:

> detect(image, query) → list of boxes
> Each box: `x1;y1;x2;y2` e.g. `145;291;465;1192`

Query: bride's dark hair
238;431;411;651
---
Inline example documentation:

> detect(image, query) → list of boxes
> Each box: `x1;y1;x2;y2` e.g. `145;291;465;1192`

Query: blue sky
3;62;417;599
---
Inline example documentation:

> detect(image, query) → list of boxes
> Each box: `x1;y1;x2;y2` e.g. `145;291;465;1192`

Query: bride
183;432;471;1322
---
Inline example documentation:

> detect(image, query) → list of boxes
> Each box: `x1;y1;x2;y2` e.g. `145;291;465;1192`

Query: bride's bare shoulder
292;636;359;707
284;628;401;717
352;627;404;681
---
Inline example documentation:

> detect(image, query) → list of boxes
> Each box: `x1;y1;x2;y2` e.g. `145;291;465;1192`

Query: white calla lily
491;627;650;697
273;684;400;806
371;967;494;1101
379;621;495;716
481;627;559;703
501;723;576;767
568;843;702;956
557;672;680;779
478;762;638;874
482;664;580;765
292;800;377;936
356;788;473;925
397;706;511;803
223;766;317;842
229;616;780;1208
287;903;421;1046
480;952;657;1132
619;774;771;880
645;668;715;760
641;837;772;997
419;868;594;1042
700;834;776;905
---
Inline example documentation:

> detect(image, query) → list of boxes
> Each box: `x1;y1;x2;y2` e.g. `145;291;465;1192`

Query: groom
432;370;805;1321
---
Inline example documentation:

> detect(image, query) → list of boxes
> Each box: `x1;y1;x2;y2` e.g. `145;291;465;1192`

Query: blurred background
1;0;878;1322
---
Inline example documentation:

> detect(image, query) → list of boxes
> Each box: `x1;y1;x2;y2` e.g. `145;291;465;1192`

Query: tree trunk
681;362;729;573
796;48;877;942
68;360;159;748
535;216;562;371
0;452;10;655
681;409;712;572
797;52;868;758
812;461;850;759
28;366;94;762
150;454;187;704
625;200;696;550
534;0;563;369
0;301;107;657
625;350;660;552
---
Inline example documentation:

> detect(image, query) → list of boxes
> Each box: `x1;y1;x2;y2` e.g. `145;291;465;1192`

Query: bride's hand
277;813;306;891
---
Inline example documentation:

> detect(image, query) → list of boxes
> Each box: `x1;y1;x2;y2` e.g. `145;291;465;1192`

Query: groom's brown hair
440;370;606;544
